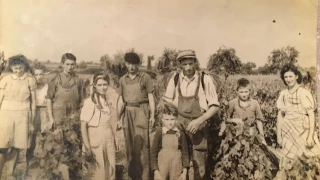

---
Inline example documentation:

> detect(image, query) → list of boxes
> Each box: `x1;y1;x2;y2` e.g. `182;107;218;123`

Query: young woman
0;55;36;179
276;64;320;170
80;72;116;180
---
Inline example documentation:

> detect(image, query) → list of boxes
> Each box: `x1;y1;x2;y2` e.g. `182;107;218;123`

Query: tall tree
207;47;242;80
241;62;256;74
156;48;179;74
267;46;299;72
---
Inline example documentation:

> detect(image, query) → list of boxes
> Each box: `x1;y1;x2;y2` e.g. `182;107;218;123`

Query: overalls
122;73;150;180
158;133;183;180
51;74;81;179
52;74;80;125
177;72;208;180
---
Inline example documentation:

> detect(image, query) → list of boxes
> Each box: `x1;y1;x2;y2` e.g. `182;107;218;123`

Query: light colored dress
276;85;320;169
80;88;117;180
0;73;36;149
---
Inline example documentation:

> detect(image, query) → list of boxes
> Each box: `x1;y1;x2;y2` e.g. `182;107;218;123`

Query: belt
125;101;149;107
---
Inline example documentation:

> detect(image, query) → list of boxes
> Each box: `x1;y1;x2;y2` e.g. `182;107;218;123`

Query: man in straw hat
163;49;221;180
117;52;156;180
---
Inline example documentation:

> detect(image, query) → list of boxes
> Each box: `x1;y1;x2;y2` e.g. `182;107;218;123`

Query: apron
177;72;208;151
52;74;80;125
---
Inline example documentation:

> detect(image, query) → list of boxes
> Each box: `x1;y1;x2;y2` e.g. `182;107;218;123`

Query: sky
0;0;318;68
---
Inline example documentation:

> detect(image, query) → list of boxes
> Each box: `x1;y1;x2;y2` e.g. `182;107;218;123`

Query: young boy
151;100;189;180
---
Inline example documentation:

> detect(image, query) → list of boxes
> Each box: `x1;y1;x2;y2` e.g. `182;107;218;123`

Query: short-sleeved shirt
150;127;189;171
46;72;83;102
276;86;315;115
117;72;154;102
0;73;36;102
163;71;220;112
227;98;265;126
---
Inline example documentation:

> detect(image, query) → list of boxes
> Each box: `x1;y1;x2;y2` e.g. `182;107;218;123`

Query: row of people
0;50;319;180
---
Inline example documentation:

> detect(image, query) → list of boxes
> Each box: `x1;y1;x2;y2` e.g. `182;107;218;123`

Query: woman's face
284;71;298;87
95;79;109;95
11;64;25;77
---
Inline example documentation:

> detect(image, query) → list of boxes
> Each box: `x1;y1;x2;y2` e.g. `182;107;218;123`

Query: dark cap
124;52;140;64
177;49;197;62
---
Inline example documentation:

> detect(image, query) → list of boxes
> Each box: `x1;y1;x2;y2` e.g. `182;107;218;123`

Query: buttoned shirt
163;71;220;112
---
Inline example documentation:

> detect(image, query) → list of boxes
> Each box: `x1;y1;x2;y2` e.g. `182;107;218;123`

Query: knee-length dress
276;86;320;169
0;73;36;149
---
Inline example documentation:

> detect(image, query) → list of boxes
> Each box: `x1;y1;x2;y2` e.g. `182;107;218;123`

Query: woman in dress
0;55;36;180
276;64;320;170
80;72;116;180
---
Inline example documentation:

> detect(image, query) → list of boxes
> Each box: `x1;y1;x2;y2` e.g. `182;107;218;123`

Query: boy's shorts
0;108;30;149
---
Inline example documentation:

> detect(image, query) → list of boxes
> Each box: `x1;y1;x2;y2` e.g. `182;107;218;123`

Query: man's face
125;62;139;74
63;59;76;73
162;114;177;130
34;69;45;83
180;58;196;77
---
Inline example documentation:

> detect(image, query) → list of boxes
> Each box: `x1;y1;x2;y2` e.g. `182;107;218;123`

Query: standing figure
163;50;220;180
26;63;49;170
46;53;83;179
80;72;116;180
276;64;320;171
117;52;155;180
46;53;83;128
151;100;189;180
0;55;36;180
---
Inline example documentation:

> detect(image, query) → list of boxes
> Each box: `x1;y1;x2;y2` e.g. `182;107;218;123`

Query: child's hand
154;170;162;180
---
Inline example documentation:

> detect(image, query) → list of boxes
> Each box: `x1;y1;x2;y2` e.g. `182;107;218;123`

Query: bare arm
148;93;155;122
80;121;91;153
31;90;36;121
307;110;315;140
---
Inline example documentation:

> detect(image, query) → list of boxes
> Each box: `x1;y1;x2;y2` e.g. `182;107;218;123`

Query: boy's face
63;59;76;73
162;114;177;130
125;62;139;74
237;86;250;101
34;69;45;83
11;64;25;77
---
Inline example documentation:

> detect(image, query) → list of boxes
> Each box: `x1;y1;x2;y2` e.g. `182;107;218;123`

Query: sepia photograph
0;0;319;179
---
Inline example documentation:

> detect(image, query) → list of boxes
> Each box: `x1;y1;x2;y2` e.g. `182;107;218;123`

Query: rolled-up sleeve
203;75;220;107
163;75;175;103
144;73;155;94
254;100;265;122
28;76;37;91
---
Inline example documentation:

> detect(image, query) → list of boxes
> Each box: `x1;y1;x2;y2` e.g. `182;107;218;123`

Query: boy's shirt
150;126;190;171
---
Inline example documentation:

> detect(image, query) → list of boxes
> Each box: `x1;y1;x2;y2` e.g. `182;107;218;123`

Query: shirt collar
61;71;76;78
162;126;180;134
125;71;141;79
11;72;28;80
180;71;199;82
